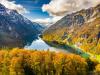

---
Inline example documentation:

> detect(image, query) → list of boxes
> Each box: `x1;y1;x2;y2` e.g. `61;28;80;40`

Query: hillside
0;4;43;48
0;48;93;75
43;4;100;54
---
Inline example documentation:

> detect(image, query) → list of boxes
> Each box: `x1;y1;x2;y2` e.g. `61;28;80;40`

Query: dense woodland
43;18;100;55
0;48;99;75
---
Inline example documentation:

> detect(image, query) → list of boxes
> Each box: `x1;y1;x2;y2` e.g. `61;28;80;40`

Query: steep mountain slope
32;22;46;33
0;4;43;48
43;4;100;54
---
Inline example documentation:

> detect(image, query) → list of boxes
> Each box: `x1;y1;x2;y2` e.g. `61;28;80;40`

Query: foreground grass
0;48;99;75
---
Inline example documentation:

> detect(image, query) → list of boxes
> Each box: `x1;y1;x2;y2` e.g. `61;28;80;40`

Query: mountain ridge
44;4;100;32
43;4;100;54
0;3;43;48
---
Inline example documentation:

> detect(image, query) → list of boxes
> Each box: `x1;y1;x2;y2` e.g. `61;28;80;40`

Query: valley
0;1;100;75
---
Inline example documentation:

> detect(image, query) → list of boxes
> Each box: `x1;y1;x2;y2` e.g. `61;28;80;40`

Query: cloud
33;18;53;26
0;0;29;14
42;0;100;17
33;17;62;26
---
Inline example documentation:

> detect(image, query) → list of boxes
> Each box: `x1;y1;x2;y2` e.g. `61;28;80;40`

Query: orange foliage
0;49;88;75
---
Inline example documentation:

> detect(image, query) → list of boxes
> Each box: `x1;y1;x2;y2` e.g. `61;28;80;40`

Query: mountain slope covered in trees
43;4;100;54
0;3;44;48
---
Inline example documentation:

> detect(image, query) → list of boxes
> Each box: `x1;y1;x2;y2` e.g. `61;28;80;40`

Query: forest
0;48;99;75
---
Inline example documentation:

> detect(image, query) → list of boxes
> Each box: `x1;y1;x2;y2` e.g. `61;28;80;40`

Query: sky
0;0;100;25
10;0;51;20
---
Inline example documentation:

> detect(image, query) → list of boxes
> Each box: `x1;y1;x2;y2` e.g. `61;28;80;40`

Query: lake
24;37;68;53
24;37;90;58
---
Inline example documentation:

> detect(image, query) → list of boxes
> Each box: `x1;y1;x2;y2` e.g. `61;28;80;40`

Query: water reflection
24;37;68;52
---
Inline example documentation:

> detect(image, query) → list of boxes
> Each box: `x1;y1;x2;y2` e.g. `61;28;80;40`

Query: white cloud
0;0;29;14
34;18;51;24
33;17;62;26
33;18;52;26
42;0;100;17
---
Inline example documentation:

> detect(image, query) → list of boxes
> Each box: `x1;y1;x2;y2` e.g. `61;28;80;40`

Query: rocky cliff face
0;4;43;48
43;4;100;54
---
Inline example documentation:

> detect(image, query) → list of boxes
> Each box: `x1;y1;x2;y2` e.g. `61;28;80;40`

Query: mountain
43;4;100;54
0;4;43;48
32;22;46;32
